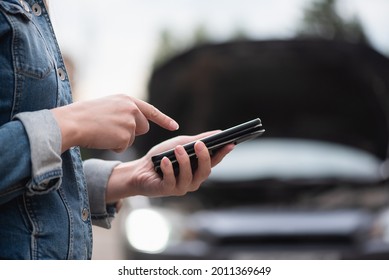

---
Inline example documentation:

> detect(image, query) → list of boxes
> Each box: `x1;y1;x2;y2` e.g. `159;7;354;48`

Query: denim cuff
83;158;121;229
14;110;63;195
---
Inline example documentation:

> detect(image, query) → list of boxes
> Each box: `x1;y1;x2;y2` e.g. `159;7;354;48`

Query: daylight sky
49;0;389;101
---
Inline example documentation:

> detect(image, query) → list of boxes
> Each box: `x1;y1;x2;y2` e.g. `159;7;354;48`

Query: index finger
134;99;179;131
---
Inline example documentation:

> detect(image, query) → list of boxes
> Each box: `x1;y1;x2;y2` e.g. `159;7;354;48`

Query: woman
0;0;233;259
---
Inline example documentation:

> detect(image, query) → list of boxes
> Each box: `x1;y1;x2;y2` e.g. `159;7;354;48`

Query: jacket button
81;208;89;221
32;3;42;16
57;68;66;81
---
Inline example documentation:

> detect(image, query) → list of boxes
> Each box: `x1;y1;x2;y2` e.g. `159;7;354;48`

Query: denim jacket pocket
0;0;54;79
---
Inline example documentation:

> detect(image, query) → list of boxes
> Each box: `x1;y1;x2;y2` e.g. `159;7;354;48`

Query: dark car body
120;39;389;260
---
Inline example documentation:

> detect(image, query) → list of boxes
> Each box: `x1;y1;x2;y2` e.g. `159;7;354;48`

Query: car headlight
125;208;171;253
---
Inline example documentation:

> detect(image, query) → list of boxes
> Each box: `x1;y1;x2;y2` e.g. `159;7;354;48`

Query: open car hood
138;40;389;166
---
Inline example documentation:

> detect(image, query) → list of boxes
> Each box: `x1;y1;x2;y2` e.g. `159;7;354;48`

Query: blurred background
50;0;389;102
49;0;389;259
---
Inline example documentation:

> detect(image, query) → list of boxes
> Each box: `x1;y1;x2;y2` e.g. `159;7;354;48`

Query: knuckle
115;93;131;105
127;103;140;115
190;183;201;192
118;136;128;147
177;188;188;196
118;130;132;145
127;119;137;130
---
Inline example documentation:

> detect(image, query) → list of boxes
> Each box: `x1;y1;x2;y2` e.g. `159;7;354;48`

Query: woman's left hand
105;131;234;203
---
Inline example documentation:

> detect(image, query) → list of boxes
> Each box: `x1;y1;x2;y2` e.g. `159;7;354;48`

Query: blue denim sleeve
83;159;121;229
0;119;31;203
0;110;63;205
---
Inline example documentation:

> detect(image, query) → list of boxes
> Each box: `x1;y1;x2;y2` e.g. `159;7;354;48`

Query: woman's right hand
51;94;179;153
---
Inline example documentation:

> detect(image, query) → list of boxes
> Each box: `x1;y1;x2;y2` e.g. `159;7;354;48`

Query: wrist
105;161;139;203
51;104;82;152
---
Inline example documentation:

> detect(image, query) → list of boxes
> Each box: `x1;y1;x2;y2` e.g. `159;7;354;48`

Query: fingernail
175;145;185;155
170;120;179;130
162;156;170;167
195;141;205;152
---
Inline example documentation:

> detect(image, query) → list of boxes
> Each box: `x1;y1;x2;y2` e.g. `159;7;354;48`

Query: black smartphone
152;118;265;176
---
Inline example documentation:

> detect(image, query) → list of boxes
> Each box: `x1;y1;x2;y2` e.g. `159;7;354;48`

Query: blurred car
119;39;389;259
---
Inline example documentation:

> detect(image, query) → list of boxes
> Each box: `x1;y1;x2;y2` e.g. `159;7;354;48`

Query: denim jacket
0;0;119;259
